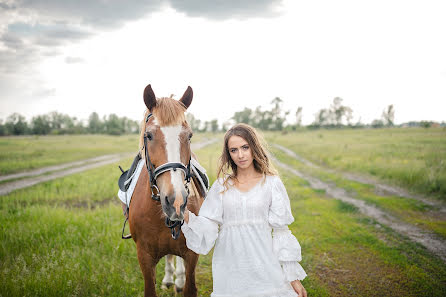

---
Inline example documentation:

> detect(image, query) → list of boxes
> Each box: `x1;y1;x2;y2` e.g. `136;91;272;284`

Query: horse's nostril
165;196;170;206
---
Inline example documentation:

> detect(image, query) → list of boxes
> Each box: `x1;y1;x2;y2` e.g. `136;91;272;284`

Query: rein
143;113;191;240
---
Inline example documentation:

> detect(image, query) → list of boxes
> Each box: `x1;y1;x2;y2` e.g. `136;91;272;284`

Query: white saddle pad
117;159;144;208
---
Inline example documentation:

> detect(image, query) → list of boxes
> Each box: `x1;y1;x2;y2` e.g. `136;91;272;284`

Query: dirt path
0;154;129;183
273;144;446;213
0;153;132;196
272;146;446;263
0;139;217;196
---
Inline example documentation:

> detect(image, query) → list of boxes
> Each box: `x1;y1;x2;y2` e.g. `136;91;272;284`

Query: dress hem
210;283;297;297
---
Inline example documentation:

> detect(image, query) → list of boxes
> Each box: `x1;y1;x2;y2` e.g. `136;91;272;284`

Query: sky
1;0;445;126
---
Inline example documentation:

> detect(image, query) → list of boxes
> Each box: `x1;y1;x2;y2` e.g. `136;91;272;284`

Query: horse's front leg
182;250;199;297
161;254;175;289
174;256;185;292
136;244;158;297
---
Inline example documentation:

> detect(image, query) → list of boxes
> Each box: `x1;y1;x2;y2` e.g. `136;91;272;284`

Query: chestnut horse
129;84;204;297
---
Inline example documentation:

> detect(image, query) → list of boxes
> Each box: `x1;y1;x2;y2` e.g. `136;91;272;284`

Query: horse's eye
146;132;153;141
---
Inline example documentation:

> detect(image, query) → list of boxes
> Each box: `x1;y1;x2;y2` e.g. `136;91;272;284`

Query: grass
281;171;446;296
1;132;446;296
266;127;446;200
271;146;446;240
0;133;213;176
0;135;140;175
0;146;215;297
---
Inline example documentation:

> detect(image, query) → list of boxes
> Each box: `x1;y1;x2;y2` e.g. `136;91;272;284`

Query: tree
295;107;303;127
210;119;219;133
31;114;51;135
313;108;330;127
49;111;65;130
382;104;395;126
104;114;125;135
88;112;103;134
0;120;5;136
330;97;353;126
232;107;253;126
252;106;271;130
186;113;202;132
5;113;28;135
270;97;289;130
371;119;384;128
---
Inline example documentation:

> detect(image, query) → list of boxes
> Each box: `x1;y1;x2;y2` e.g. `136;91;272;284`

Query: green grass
0;147;215;297
281;170;446;296
271;147;446;240
266;127;446;200
0;133;213;176
0;135;140;175
1;133;446;296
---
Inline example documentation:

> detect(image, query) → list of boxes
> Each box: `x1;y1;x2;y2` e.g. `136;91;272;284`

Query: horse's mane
138;97;187;154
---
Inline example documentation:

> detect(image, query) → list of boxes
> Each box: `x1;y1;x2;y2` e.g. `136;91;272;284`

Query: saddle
118;153;142;192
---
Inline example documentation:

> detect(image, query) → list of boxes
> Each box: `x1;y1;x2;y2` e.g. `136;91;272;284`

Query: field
265;127;446;200
1;129;445;296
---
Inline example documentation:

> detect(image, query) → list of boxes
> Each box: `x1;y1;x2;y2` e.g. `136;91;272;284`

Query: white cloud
0;0;445;125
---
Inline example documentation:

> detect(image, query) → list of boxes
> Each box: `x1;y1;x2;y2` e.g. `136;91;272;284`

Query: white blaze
160;125;184;195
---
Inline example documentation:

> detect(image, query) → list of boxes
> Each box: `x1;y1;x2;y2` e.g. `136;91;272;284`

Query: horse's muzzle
162;189;188;221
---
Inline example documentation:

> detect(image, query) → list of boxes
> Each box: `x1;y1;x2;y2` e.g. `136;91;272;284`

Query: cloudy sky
1;0;445;125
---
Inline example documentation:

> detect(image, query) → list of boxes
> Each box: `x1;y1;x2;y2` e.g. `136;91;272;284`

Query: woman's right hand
183;207;189;223
290;280;307;297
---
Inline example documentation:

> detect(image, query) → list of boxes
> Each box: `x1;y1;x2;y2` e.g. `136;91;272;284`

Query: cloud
65;56;85;64
32;87;56;97
0;0;283;109
168;0;283;19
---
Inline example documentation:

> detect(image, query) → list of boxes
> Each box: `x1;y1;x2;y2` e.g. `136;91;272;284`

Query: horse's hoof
174;285;183;293
161;282;173;289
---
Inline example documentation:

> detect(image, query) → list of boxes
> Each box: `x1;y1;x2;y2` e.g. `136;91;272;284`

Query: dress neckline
232;176;265;194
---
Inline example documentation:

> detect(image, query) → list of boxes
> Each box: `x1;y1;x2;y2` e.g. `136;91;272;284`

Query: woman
182;123;307;297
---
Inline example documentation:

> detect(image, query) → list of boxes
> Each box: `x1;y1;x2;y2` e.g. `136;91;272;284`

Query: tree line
1;98;443;136
187;97;408;132
0;111;139;136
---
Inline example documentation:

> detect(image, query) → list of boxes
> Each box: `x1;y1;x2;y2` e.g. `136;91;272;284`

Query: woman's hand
183;207;189;224
290;279;307;297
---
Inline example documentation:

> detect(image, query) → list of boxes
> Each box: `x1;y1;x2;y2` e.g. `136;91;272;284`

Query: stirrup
121;217;132;239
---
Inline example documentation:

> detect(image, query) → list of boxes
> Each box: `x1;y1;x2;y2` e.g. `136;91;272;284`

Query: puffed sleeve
181;179;223;255
268;176;307;281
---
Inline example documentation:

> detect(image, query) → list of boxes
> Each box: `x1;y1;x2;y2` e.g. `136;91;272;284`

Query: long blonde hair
217;123;277;191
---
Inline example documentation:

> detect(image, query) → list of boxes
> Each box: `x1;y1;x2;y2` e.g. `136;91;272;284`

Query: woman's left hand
290;279;307;297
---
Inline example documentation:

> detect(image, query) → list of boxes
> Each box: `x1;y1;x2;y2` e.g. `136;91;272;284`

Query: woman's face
227;135;254;170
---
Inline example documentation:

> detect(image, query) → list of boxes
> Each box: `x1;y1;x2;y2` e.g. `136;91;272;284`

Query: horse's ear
179;86;193;109
143;84;157;111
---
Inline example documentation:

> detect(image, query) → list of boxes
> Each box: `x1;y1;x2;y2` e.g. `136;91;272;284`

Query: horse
129;84;204;297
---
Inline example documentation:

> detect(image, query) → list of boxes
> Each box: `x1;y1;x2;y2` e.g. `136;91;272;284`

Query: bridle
143;113;192;240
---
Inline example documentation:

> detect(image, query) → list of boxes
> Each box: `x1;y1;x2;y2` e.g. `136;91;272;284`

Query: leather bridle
143;113;192;239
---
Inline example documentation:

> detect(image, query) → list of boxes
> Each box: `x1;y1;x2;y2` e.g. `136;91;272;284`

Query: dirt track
274;144;446;213
272;144;446;263
0;139;217;196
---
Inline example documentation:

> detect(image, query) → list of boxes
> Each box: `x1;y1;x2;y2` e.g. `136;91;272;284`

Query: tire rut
0;138;217;196
274;144;446;213
272;145;446;263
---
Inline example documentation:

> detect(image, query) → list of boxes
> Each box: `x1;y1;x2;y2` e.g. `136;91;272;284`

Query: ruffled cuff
272;228;302;262
181;211;218;255
281;261;307;281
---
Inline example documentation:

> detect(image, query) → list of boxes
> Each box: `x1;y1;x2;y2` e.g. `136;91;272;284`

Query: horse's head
140;84;193;222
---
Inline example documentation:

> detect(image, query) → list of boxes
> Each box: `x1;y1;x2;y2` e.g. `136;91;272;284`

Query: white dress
181;175;307;297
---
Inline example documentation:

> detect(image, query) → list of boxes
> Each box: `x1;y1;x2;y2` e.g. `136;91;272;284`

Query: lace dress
181;175;307;297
